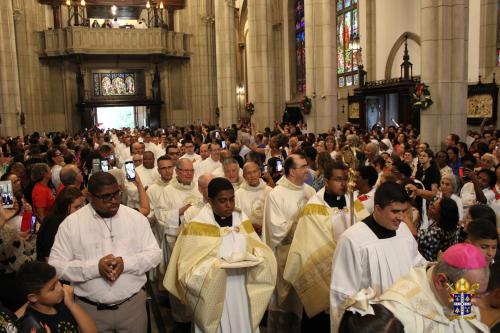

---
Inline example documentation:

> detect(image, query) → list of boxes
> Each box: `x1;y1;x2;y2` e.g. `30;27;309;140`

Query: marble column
479;0;496;80
183;0;217;124
304;0;336;132
214;0;237;127
0;0;23;136
247;0;275;130
420;0;469;150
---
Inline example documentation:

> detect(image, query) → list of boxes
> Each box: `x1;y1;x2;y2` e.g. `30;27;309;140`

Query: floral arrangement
411;83;433;111
245;102;255;116
300;96;312;114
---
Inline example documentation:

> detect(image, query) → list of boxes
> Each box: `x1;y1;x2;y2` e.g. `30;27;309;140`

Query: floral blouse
417;223;461;261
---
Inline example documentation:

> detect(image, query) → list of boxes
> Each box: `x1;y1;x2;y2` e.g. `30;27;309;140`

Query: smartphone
215;131;220;139
263;165;268;173
458;166;464;178
125;161;136;181
30;215;37;234
92;158;101;174
276;160;283;173
100;159;109;172
221;140;226;149
0;180;14;209
109;154;115;162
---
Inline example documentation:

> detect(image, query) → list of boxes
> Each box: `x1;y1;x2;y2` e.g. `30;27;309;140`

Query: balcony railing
40;27;191;58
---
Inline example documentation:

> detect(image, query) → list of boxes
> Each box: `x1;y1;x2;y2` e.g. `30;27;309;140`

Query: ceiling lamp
80;0;85;6
159;1;164;9
146;1;150;9
111;5;117;15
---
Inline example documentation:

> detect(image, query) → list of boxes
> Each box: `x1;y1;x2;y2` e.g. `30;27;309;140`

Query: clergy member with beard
235;162;272;236
146;155;174;280
263;154;316;333
164;177;277;333
283;161;353;332
330;181;427;333
156;158;202;323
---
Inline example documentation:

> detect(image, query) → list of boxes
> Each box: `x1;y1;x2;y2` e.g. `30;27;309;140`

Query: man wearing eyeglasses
49;172;161;333
283;161;356;331
263;154;316;333
156;158;202;323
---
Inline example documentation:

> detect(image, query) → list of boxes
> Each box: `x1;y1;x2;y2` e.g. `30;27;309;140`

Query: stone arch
384;32;421;79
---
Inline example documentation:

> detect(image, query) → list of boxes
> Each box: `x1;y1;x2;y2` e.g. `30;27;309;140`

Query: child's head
17;261;64;306
485;261;500;308
466;218;498;264
339;304;404;333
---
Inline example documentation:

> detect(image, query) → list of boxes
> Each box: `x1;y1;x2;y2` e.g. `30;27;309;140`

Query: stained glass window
93;73;136;96
337;0;359;87
295;0;306;93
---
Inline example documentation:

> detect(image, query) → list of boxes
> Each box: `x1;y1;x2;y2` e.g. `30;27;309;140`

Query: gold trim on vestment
298;203;329;218
241;220;255;234
182;221;220;237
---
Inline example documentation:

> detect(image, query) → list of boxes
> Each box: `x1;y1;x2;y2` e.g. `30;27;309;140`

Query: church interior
0;0;497;149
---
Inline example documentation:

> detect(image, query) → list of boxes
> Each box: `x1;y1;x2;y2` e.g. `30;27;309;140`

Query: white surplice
196;156;221;176
192;206;257;333
235;180;272;227
262;177;316;333
330;221;427;333
135;165;160;188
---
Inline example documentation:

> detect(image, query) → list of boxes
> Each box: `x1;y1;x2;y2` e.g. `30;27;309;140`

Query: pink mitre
442;243;487;269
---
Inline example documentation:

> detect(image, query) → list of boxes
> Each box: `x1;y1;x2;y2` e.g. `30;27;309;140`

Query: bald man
156;158;201;322
183;173;214;224
199;143;210;161
235;162;272;235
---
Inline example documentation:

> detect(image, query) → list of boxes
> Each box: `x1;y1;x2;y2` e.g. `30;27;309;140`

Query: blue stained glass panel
337;0;343;11
346;75;353;86
345;0;351;7
338;77;345;87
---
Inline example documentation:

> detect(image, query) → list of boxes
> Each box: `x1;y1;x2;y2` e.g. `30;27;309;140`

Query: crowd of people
0;120;498;333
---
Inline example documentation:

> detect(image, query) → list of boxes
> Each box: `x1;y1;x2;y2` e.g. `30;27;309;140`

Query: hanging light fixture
111;5;117;15
159;1;164;9
146;1;150;9
66;0;71;6
80;0;85;6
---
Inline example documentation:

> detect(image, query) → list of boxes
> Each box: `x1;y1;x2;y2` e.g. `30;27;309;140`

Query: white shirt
111;20;120;28
49;204;161;304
